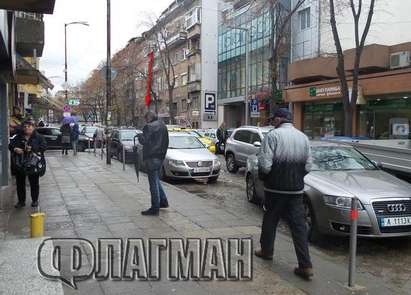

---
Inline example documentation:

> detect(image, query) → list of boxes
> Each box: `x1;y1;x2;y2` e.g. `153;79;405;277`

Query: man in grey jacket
255;108;313;280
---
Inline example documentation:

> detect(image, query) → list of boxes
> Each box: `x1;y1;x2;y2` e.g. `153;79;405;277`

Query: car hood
166;148;217;161
306;170;411;204
121;141;135;147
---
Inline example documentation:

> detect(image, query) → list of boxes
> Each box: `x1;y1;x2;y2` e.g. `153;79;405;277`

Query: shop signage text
309;86;341;98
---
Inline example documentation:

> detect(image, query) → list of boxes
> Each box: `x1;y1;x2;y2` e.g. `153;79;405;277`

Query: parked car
136;132;221;182
246;141;411;240
36;127;62;149
110;128;142;163
185;130;216;154
225;126;273;173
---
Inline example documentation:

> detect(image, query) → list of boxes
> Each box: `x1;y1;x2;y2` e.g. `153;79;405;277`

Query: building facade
285;42;411;139
217;0;291;128
139;0;219;129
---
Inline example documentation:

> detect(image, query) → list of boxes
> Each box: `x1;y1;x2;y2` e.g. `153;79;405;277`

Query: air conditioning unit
390;51;410;69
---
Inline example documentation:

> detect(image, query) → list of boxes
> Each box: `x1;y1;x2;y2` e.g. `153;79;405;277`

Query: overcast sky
41;0;171;92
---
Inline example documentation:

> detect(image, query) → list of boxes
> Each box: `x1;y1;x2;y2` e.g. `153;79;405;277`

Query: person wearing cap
255;108;313;280
9;119;47;208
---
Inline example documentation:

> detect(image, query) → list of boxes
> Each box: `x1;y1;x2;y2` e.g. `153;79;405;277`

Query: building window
299;7;310;31
181;73;188;86
182;99;187;111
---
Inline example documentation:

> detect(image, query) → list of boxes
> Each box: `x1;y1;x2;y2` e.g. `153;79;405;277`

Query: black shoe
65;150;68;155
14;202;25;209
160;201;169;208
62;150;64;155
31;201;39;207
141;208;159;216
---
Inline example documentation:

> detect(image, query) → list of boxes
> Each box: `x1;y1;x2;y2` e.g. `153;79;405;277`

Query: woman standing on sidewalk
9;119;47;208
60;123;71;155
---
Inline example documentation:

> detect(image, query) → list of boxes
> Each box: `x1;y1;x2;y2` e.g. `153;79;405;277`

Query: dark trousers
146;158;168;210
260;192;312;269
15;172;40;204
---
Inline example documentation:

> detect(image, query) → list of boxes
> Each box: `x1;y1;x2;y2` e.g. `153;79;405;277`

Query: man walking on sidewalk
138;111;169;216
255;108;313;281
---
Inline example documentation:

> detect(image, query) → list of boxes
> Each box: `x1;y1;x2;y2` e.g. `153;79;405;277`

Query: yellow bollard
30;212;45;238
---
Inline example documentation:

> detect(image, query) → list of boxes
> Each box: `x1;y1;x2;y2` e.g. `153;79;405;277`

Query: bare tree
329;0;376;136
140;12;180;124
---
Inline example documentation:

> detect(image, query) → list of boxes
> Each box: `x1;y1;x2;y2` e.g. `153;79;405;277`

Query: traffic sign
204;92;216;113
250;98;260;118
68;98;80;106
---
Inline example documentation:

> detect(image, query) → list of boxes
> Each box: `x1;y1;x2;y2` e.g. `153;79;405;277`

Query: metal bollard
94;140;97;155
88;138;91;153
348;197;359;288
106;137;111;165
101;141;104;160
122;145;126;171
30;211;45;238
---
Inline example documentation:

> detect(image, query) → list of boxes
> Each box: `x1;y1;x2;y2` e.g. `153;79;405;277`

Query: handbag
23;152;46;177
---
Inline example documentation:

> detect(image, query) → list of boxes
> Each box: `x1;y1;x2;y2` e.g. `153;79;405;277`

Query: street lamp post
64;21;89;102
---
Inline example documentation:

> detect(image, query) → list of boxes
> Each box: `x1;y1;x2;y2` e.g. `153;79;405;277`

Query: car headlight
323;195;365;210
124;145;133;151
169;159;186;167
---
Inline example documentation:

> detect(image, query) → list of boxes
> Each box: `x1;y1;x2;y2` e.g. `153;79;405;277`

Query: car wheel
77;143;86;152
208;176;219;183
246;173;258;203
304;198;322;243
226;153;239;173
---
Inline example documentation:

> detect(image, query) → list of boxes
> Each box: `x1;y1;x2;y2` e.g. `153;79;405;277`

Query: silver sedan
246;141;411;241
138;133;221;183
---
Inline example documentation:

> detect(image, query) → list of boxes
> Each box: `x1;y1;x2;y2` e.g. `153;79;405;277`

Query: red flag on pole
145;51;154;107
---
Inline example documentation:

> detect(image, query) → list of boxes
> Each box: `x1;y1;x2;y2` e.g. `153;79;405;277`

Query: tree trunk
168;88;174;124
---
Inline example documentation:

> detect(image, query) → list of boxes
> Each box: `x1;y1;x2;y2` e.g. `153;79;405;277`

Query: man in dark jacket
255;108;313;280
9;119;47;208
216;122;226;154
138;111;169;216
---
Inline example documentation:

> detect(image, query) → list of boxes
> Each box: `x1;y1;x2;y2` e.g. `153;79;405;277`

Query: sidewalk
0;151;405;295
0;151;302;295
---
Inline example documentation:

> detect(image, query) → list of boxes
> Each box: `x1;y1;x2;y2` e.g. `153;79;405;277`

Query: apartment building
139;0;219;129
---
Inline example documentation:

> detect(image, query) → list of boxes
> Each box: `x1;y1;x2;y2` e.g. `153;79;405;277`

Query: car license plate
380;216;411;227
193;167;210;173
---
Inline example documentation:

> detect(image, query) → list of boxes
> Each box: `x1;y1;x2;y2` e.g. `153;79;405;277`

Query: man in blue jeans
138;111;169;216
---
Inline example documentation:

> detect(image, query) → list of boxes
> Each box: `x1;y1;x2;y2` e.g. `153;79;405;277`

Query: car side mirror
372;160;383;169
253;141;261;148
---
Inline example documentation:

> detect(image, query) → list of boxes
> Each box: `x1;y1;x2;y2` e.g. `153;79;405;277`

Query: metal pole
122;145;126;171
244;29;249;126
88;138;91;153
348;197;358;288
64;24;68;102
106;0;112;165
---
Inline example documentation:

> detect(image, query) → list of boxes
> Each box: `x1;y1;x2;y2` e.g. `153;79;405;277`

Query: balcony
187;23;201;40
165;31;187;49
188;81;201;93
15;12;45;57
288;56;338;84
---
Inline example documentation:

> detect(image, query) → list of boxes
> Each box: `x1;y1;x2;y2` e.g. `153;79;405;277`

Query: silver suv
225;126;273;173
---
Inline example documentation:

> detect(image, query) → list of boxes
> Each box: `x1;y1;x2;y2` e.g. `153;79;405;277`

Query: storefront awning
0;0;56;14
16;54;53;89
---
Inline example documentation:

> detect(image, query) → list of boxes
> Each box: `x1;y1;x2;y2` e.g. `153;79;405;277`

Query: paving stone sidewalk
1;151;305;295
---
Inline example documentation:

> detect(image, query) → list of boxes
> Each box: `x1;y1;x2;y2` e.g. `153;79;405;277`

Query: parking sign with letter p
204;92;216;113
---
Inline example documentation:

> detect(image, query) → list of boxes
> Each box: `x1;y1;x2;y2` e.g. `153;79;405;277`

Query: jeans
15;171;39;204
72;140;78;155
260;192;312;269
145;158;167;210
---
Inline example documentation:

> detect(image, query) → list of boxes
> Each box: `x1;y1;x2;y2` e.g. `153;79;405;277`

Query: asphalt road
164;155;411;294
